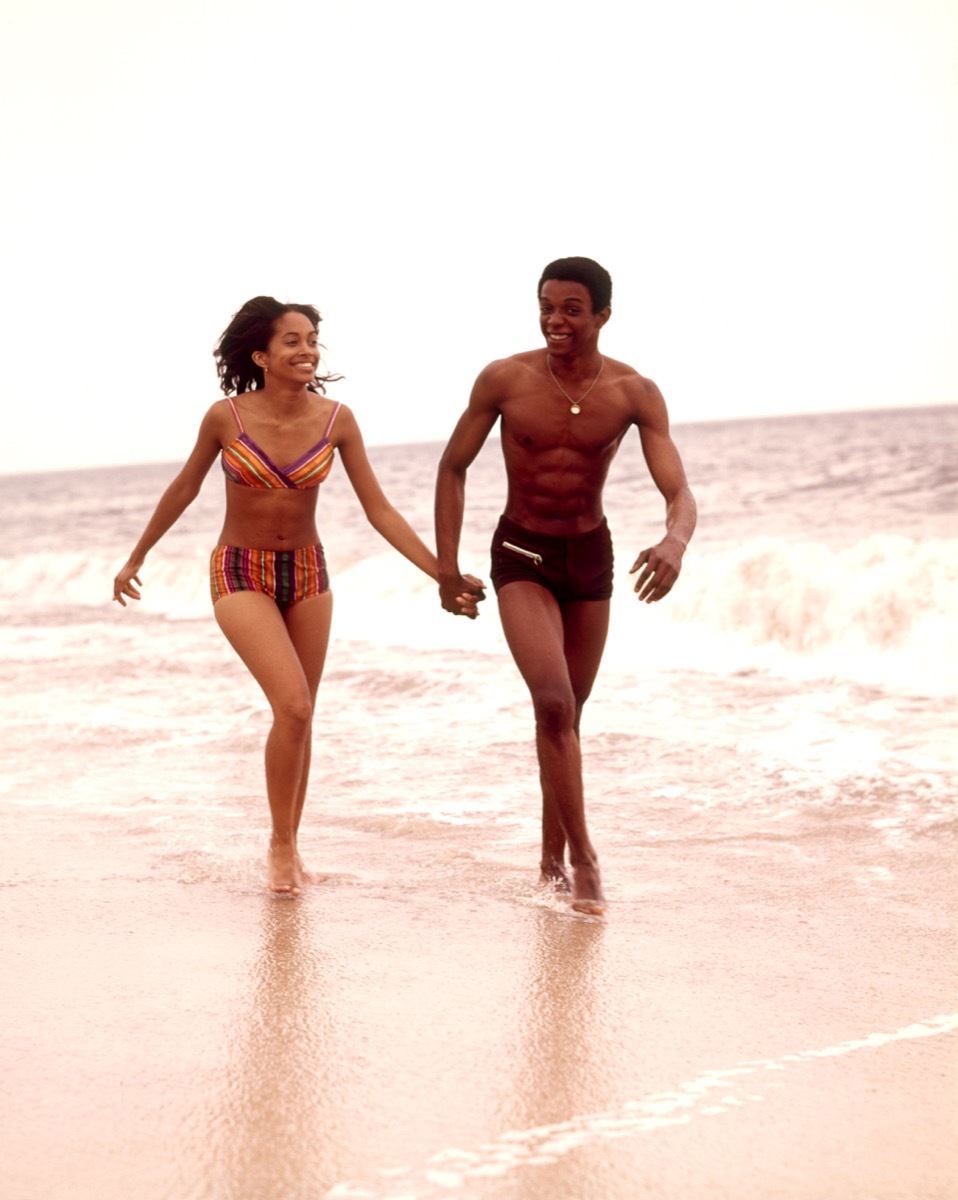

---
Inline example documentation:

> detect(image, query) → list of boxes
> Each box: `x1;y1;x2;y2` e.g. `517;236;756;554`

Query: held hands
113;563;143;607
440;573;487;619
630;537;685;603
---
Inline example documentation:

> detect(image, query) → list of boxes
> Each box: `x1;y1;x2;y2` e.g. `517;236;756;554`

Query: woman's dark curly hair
214;296;344;396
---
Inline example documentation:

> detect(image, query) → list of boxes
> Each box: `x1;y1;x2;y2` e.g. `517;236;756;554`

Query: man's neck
544;346;603;377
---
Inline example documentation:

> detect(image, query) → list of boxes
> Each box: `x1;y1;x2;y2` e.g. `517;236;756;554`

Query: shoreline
3;817;955;1200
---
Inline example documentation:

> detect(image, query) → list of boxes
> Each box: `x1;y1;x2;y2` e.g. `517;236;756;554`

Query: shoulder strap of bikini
225;397;244;434
322;401;342;440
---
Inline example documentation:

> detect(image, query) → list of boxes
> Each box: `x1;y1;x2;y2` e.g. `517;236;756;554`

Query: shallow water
1;406;956;1198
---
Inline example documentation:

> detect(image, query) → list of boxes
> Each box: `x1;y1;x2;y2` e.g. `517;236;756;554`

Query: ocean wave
5;534;956;693
630;534;958;693
1;549;215;619
668;534;956;651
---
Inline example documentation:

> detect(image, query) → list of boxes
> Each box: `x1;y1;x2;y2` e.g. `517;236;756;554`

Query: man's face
538;279;607;355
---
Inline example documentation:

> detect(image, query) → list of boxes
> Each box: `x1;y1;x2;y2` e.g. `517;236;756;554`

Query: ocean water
0;404;955;900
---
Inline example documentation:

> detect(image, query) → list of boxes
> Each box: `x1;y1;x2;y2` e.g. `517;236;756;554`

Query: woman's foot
268;838;302;896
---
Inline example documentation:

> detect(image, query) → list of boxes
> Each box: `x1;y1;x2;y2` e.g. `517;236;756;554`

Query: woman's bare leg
214;591;333;894
283;593;334;838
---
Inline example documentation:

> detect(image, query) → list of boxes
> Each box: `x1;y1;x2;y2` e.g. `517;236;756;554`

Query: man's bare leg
498;585;610;913
540;784;571;891
534;718;603;912
559;598;610;912
539;668;600;892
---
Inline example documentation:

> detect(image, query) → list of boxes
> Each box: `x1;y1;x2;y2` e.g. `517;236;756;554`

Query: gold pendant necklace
546;355;604;415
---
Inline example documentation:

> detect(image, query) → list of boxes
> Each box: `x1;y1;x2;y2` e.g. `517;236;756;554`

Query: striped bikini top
221;397;342;489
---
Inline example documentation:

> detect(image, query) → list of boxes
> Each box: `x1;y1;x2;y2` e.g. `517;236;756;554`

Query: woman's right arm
113;405;224;606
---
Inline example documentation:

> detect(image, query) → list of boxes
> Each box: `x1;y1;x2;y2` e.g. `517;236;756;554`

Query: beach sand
3;408;956;1197
3;816;955;1200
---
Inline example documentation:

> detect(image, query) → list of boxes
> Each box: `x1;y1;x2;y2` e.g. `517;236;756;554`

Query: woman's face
257;311;320;385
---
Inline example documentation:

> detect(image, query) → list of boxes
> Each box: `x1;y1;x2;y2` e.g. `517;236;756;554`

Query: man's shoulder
603;354;654;388
472;350;543;396
480;348;542;376
604;355;665;408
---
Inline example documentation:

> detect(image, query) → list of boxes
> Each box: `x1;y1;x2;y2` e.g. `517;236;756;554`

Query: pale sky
1;0;955;474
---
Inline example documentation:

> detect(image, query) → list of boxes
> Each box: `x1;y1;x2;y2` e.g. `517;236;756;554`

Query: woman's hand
113;563;143;607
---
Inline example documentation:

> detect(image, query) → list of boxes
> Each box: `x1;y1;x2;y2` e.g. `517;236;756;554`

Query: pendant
570;403;581;415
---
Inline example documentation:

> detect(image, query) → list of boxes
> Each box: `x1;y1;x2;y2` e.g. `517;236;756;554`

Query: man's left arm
630;381;697;603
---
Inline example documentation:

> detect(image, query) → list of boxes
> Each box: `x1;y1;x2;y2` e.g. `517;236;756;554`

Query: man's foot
268;839;302;896
539;858;572;893
570;862;605;916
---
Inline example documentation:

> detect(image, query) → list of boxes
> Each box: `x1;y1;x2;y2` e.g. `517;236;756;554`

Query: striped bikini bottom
210;544;330;611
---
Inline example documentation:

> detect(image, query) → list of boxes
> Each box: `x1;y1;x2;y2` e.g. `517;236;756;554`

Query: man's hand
629;537;685;603
439;573;487;619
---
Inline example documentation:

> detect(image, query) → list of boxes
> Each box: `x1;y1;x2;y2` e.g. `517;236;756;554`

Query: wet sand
2;820;956;1200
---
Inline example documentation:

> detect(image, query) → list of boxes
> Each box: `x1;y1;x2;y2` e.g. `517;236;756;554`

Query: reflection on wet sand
514;911;608;1127
210;900;334;1200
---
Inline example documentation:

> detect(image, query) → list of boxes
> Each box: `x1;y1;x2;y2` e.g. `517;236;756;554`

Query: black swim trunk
490;515;614;602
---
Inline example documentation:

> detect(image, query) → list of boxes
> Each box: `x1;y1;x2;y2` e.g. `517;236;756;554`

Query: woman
113;296;484;895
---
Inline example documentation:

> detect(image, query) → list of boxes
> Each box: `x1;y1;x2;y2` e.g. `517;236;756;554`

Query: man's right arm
435;364;502;614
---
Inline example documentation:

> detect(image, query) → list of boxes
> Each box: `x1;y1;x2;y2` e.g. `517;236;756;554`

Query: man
435;257;696;916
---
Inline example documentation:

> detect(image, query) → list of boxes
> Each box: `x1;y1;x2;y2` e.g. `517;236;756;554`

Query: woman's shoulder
197;396;241;439
325;397;356;438
202;395;236;418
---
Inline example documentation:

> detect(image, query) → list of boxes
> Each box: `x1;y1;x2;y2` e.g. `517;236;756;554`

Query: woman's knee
271;690;314;735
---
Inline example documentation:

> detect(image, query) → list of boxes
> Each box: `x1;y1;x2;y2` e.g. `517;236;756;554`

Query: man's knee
532;685;577;736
